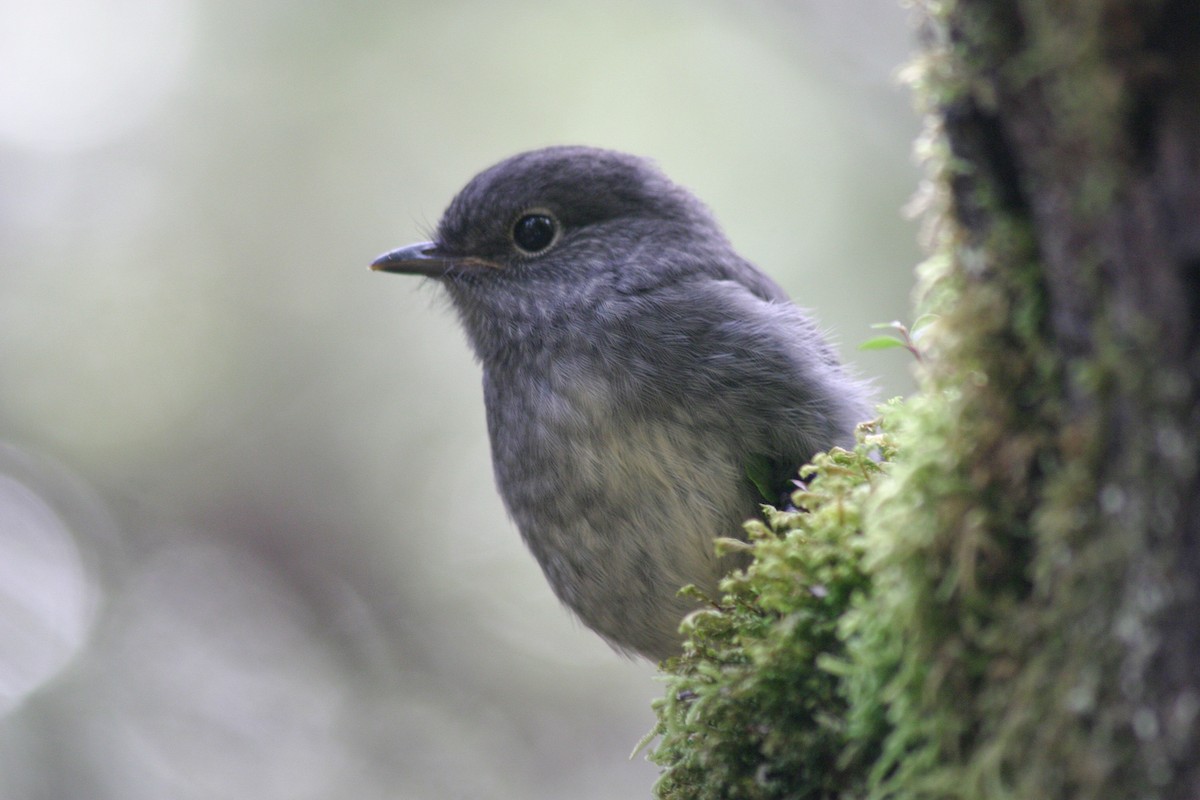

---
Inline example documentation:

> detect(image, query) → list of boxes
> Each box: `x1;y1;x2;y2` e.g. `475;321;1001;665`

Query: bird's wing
607;276;871;491
714;256;794;304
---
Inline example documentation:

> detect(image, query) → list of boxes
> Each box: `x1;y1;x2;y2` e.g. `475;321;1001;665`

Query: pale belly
489;377;755;658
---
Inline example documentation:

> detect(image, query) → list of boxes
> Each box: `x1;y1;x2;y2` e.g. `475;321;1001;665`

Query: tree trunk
650;3;1200;797
896;0;1200;794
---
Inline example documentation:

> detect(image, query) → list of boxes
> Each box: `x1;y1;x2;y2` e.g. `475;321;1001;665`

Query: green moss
649;417;897;800
649;3;1191;797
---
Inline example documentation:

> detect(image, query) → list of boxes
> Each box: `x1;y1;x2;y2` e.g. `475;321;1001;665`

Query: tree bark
911;0;1200;794
649;4;1200;797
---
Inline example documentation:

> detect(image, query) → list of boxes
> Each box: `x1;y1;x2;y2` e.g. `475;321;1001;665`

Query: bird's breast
481;356;755;655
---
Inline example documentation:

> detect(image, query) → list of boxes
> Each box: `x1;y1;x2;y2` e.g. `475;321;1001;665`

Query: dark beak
370;241;500;277
370;241;453;277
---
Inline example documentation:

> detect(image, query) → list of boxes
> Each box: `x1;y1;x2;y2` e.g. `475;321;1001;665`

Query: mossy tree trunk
650;3;1200;797
887;0;1200;795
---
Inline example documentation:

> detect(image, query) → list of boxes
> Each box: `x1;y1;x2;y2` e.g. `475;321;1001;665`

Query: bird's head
371;147;739;341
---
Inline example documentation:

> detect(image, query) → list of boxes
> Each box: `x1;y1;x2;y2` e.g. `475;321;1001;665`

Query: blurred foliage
0;2;918;798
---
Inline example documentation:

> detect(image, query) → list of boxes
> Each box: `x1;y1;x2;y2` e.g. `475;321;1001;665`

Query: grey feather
373;146;872;659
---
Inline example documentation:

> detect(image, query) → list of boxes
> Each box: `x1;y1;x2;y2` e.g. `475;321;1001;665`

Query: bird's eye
511;213;558;254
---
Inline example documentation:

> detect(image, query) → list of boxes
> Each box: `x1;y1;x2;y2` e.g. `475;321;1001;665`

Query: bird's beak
370;241;500;277
370;241;454;277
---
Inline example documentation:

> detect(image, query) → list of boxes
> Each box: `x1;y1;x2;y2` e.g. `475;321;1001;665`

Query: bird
371;146;872;660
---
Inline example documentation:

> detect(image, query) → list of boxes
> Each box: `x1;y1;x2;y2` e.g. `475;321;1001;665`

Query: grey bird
372;146;872;660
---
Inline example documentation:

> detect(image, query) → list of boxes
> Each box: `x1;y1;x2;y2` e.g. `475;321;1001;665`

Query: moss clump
649;414;898;800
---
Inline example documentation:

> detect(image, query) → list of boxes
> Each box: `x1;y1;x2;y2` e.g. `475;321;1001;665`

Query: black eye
512;213;558;254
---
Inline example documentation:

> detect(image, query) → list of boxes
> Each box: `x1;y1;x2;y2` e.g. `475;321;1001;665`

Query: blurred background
0;1;919;797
